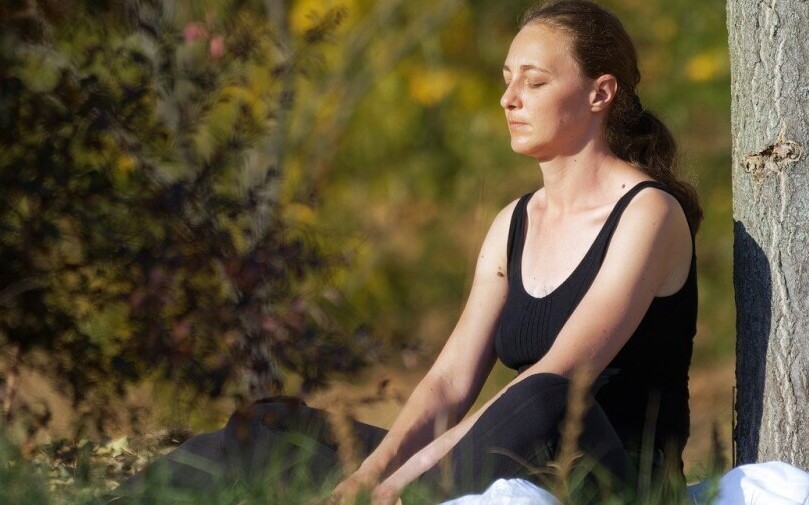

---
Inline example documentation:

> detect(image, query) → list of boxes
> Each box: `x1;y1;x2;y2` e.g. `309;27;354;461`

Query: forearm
359;373;466;479
381;401;484;491
380;364;558;491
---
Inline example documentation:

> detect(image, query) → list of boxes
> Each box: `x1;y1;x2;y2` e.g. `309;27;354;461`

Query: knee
502;372;572;408
492;372;604;433
474;373;574;437
224;397;313;444
519;372;571;390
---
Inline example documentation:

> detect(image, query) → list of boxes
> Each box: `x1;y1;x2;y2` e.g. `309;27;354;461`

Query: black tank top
495;180;697;470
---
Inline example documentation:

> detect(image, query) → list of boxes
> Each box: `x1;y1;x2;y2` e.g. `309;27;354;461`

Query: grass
0;429;443;505
0;438;722;505
1;375;728;505
0;423;728;505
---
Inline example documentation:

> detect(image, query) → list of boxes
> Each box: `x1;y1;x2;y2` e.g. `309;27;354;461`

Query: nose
500;82;521;110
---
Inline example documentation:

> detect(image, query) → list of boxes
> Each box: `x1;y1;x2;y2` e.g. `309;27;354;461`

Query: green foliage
0;436;53;505
0;0;379;438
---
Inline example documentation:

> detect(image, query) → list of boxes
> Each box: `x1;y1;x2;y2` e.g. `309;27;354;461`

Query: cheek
555;92;590;125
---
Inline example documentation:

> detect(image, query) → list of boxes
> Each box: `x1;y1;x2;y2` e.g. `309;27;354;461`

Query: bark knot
744;136;802;182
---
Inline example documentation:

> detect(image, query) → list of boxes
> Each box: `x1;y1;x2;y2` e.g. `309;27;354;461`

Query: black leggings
119;373;631;498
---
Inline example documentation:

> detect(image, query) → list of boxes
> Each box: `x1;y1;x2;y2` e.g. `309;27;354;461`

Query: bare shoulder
612;183;692;294
621;184;690;237
492;196;522;232
475;194;530;279
482;195;524;250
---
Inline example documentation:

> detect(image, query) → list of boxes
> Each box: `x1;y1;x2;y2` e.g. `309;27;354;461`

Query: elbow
423;370;473;422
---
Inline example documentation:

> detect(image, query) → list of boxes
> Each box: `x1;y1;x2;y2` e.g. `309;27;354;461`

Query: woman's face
501;23;598;160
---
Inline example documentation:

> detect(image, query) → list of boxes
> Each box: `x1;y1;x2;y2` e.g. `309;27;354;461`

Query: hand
371;481;403;505
329;469;379;505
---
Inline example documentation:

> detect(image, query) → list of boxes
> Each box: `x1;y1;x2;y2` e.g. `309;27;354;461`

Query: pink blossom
183;22;208;43
209;35;225;59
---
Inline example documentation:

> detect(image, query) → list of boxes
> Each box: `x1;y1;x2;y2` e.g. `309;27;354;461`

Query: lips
508;120;530;129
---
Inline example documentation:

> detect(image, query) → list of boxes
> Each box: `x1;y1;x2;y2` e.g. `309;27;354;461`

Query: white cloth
438;478;561;505
710;461;809;505
438;462;809;505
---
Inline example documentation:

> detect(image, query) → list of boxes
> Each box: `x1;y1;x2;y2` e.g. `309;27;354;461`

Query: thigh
439;373;630;495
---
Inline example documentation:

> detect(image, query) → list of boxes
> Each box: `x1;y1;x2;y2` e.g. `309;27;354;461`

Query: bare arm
331;200;516;497
375;188;693;498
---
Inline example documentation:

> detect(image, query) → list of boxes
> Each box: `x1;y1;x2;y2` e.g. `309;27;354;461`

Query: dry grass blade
325;394;362;479
550;364;594;501
434;409;453;497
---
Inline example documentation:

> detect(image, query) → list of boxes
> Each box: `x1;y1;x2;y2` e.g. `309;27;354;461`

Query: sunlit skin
500;23;689;298
330;22;693;505
501;24;601;161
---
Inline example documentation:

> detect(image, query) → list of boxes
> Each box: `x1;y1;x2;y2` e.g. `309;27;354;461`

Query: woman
121;1;701;503
331;1;701;502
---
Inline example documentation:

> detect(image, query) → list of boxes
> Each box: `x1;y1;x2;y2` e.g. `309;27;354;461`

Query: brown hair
521;0;702;234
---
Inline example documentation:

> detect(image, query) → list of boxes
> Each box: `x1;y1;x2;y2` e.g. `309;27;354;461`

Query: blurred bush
0;0;388;439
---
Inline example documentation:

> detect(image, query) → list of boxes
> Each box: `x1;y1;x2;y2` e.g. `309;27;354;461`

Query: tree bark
728;0;809;468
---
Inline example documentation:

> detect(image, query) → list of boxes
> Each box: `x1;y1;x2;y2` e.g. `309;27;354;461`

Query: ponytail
608;92;703;235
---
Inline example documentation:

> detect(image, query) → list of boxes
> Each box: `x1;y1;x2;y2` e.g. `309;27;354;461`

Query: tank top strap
590;180;669;260
506;192;535;280
506;181;668;282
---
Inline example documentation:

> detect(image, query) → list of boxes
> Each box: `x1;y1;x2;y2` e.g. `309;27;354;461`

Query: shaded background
0;0;732;481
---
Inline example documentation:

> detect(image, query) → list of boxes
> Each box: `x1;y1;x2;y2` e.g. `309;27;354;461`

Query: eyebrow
502;64;551;74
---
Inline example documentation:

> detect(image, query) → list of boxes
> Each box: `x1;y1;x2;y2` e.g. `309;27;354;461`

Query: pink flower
209;35;225;59
183;22;208;43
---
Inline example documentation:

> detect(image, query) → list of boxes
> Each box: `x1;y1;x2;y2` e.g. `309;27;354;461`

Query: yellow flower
408;69;457;106
686;50;728;82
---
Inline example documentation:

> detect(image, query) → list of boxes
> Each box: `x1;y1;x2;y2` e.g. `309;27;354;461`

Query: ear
590;74;618;112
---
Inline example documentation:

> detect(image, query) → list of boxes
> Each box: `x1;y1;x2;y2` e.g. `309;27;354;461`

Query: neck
536;139;618;213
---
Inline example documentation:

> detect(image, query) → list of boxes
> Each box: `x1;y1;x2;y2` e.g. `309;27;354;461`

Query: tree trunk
728;0;809;468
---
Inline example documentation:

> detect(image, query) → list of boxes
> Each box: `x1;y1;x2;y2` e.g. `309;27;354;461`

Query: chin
510;141;543;159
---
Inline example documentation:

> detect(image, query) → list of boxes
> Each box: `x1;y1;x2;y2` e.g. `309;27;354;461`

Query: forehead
503;24;577;74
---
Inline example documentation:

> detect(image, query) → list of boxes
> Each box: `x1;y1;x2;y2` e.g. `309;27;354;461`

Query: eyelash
503;81;545;89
